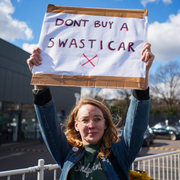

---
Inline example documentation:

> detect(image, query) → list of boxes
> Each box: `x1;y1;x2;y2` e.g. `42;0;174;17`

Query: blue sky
0;0;180;73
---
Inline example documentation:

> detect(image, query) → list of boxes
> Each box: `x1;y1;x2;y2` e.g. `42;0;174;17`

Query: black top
33;87;149;106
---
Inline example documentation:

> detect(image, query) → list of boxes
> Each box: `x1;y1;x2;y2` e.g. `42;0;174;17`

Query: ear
75;120;79;131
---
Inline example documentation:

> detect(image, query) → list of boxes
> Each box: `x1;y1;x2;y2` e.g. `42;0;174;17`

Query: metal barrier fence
0;159;60;180
0;150;180;180
132;150;180;180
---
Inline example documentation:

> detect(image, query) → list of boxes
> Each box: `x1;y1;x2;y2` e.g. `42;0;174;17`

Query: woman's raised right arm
26;47;45;90
26;48;71;168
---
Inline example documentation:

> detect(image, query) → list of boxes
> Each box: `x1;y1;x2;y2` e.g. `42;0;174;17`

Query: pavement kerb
0;141;40;152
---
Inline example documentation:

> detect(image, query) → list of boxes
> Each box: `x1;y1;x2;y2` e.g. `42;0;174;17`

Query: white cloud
0;0;33;42
81;88;130;100
150;76;180;99
141;0;172;7
141;0;156;7
148;10;180;62
162;0;172;4
97;89;123;100
22;43;38;53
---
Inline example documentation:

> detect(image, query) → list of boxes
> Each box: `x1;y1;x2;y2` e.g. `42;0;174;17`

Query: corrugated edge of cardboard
46;4;148;18
31;74;146;89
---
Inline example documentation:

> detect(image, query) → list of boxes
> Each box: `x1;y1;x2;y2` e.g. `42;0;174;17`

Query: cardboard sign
31;4;148;89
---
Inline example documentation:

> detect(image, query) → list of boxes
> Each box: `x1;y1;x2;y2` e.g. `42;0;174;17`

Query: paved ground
0;138;180;179
139;138;180;157
0;141;61;180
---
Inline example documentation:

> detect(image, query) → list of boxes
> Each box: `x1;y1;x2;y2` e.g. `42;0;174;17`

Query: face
75;104;107;145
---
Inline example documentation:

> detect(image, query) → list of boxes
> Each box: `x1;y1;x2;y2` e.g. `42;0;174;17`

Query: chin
87;138;99;144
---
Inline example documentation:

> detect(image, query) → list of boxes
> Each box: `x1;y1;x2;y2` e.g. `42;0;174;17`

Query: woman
27;43;154;180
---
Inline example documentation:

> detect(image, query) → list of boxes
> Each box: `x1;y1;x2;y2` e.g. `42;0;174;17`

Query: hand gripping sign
31;4;148;89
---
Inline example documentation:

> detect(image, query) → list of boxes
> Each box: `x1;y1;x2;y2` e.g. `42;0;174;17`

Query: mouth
88;132;97;136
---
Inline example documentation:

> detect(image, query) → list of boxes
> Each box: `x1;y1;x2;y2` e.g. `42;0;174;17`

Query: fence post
37;159;45;180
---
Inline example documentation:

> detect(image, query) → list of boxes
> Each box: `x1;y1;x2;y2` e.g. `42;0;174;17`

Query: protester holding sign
27;42;154;180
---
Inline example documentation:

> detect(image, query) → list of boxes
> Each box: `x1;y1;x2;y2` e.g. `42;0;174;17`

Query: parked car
117;127;154;147
152;122;165;128
151;125;180;141
173;122;180;131
142;127;154;147
175;126;180;131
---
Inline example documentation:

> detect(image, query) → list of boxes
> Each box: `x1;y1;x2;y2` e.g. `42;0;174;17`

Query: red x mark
82;53;98;67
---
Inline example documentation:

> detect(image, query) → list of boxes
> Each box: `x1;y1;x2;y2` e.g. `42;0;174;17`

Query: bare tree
150;61;180;110
116;89;131;111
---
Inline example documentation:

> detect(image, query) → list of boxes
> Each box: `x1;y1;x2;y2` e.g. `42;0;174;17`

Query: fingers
27;47;42;72
31;47;42;65
141;43;151;56
141;43;155;62
141;43;155;71
141;49;151;62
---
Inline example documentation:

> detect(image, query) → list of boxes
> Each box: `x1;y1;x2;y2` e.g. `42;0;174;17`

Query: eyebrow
79;115;103;118
94;115;103;117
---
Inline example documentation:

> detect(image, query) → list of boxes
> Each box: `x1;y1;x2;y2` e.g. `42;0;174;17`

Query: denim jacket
33;88;150;180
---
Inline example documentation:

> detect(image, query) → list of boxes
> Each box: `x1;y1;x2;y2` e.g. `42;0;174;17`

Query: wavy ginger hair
65;98;119;159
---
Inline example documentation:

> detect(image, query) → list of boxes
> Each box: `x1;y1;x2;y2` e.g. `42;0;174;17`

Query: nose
88;119;95;128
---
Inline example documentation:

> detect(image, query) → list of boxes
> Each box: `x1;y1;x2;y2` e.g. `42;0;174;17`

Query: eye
81;118;89;123
94;117;102;122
